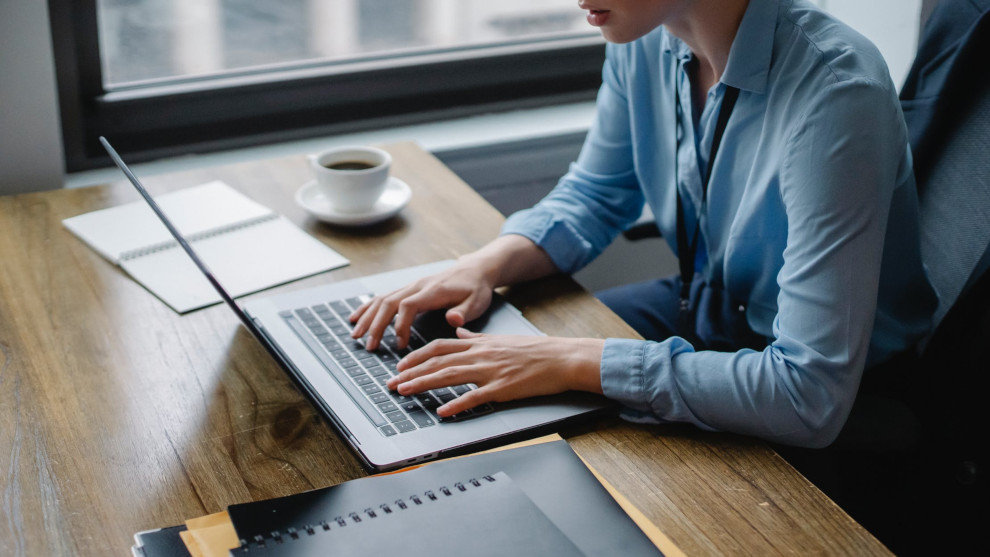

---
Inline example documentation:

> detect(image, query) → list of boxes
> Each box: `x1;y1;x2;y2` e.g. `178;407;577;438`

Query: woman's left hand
386;328;605;418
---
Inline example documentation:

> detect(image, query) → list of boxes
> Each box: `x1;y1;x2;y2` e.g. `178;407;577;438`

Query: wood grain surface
0;142;890;555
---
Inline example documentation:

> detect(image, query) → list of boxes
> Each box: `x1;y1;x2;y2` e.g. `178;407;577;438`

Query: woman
349;0;935;448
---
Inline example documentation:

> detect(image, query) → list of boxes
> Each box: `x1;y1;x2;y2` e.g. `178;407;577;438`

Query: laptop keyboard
280;295;494;437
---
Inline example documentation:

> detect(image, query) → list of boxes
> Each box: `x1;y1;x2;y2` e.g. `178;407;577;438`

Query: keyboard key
417;394;441;411
377;401;398;413
451;384;471;396
407;410;435;428
385;411;405;423
330;349;349;360
344;340;365;351
394;420;417;434
365;365;388;377
379;425;397;437
437;392;456;403
391;394;415;405
431;389;456;403
370;392;390;404
329;300;349;314
353;375;373;386
345;366;365;378
374;375;390;387
362;384;382;395
400;401;421;413
345;297;363;309
355;351;377;362
339;357;359;368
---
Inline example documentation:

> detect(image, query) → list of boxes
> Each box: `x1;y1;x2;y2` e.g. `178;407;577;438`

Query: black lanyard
674;68;740;313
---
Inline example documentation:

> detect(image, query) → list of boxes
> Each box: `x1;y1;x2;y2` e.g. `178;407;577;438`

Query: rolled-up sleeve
601;80;903;448
501;48;645;273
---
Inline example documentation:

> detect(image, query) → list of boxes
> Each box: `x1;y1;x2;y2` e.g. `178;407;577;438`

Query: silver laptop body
101;137;610;471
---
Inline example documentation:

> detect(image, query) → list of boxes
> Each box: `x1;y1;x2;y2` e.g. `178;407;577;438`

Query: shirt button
737;305;746;313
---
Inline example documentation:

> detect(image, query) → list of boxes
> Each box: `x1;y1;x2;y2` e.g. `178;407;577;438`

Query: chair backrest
905;0;990;493
904;0;990;333
916;78;990;330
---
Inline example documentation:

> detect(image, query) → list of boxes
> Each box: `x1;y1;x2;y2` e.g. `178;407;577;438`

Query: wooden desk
0;143;889;555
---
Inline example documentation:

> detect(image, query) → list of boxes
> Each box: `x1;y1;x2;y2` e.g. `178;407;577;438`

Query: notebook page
63;181;272;263
120;216;348;313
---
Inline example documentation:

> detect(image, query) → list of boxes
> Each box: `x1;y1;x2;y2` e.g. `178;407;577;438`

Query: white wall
814;0;922;88
0;2;65;195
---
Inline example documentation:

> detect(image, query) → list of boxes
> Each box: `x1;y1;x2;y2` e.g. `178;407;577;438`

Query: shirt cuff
599;338;652;413
600;336;697;422
500;209;593;274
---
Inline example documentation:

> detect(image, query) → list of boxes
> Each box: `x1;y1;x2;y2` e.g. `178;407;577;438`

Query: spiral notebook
63;181;349;313
229;472;579;556
224;439;663;556
131;438;671;557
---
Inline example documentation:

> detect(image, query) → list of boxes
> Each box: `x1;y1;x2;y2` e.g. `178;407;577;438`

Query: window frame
50;0;606;172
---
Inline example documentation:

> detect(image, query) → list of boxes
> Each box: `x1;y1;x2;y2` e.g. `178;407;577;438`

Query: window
52;0;605;171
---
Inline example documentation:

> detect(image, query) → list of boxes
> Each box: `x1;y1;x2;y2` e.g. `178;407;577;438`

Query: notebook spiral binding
236;475;499;551
118;213;278;262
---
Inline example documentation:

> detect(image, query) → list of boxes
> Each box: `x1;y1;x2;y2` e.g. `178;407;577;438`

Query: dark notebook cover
227;440;661;556
132;525;191;557
229;472;581;556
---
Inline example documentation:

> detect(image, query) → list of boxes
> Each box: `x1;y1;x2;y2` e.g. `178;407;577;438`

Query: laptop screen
99;137;269;339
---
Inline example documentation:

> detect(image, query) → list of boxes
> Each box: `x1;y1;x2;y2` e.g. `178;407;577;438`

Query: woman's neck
665;0;751;86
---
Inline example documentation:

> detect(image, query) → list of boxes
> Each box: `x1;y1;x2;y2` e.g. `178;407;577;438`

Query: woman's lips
586;9;610;26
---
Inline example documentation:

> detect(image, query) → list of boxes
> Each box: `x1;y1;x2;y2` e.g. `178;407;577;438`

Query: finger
348;298;373;323
364;296;401;350
392;292;440;349
394;365;476;396
350;297;383;338
445;292;489;327
455;327;483;339
437;387;491;417
396;338;469;372
388;346;472;390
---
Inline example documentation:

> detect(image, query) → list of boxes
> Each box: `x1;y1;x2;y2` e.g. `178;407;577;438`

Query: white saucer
295;177;411;226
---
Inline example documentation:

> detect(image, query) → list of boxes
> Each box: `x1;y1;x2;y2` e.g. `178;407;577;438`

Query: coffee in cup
309;146;391;213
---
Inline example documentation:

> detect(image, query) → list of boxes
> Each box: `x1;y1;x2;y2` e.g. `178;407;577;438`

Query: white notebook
63;181;349;313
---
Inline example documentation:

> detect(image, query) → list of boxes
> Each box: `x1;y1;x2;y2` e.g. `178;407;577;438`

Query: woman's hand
349;260;496;351
349;234;558;351
386;328;605;417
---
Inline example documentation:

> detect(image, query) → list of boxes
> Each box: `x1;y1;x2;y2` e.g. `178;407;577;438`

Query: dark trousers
596;275;767;351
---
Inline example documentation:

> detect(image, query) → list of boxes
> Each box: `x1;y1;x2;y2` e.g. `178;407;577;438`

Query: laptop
100;138;611;471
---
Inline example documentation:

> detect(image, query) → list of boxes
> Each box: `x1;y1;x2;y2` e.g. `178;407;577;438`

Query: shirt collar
722;0;779;94
661;0;779;94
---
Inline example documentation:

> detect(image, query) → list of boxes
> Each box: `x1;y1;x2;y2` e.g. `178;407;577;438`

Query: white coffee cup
309;146;392;213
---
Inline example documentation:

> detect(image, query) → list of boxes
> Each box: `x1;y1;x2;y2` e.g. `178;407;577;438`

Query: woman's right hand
348;258;496;351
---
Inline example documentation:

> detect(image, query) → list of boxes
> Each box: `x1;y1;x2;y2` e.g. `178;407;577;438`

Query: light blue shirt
501;0;936;448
